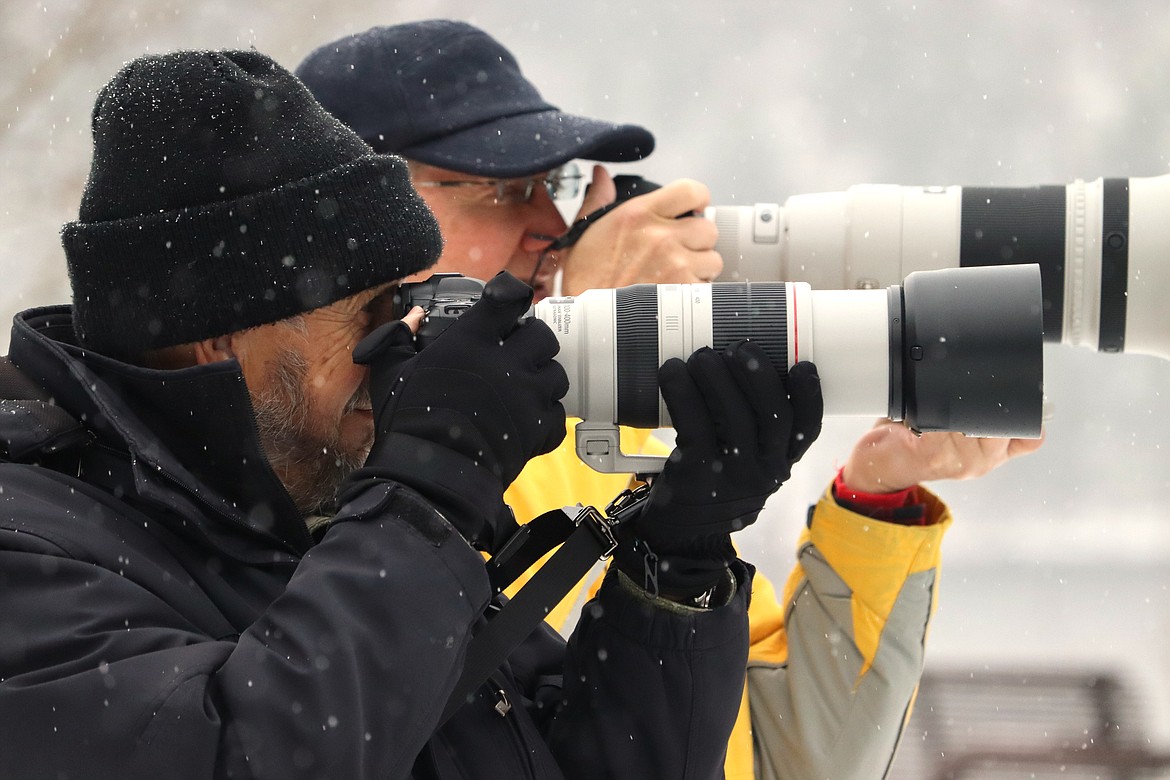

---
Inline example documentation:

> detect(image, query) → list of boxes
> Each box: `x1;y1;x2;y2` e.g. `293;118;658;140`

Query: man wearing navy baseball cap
297;19;723;301
298;22;1043;779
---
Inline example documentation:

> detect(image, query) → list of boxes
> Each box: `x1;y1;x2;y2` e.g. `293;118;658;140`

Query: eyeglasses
413;162;583;206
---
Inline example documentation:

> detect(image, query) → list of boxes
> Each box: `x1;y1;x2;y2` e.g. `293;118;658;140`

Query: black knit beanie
62;49;443;358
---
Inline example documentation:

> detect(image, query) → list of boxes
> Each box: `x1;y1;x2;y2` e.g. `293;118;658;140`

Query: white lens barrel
705;204;784;284
705;185;965;289
534;290;617;425
533;270;1042;437
652;283;713;426
802;288;890;416
1120;174;1170;359
535;282;895;426
707;173;1170;361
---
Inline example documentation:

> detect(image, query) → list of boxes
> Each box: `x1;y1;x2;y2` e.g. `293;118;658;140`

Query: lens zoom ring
960;185;1066;341
615;285;661;428
711;283;789;376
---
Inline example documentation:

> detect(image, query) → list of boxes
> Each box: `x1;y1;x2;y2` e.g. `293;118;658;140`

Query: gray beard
250;346;370;520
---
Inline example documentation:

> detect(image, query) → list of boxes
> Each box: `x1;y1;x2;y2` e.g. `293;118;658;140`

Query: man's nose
519;189;568;253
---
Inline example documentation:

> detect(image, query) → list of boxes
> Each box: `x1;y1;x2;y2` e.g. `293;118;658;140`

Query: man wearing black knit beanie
0;48;760;779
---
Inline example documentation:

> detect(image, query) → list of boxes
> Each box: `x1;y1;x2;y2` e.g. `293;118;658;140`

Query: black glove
613;342;823;599
346;272;569;552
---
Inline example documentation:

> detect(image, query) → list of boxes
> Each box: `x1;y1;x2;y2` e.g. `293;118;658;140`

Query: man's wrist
834;468;918;508
613;567;737;612
838;460;917;495
657;568;736;609
611;531;737;600
832;468;930;526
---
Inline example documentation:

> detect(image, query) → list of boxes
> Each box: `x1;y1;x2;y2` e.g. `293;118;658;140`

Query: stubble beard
251;346;371;518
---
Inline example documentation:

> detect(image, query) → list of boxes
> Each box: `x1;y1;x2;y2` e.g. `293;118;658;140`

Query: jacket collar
7;306;312;554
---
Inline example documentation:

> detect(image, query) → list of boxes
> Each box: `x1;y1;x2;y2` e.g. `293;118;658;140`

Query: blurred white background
3;1;1170;774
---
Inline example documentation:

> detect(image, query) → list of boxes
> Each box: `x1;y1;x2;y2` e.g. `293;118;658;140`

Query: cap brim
399;109;655;177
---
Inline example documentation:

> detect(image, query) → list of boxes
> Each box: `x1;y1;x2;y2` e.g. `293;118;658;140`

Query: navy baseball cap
296;20;656;177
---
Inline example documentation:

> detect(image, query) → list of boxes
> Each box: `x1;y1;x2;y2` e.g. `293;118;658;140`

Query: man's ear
192;335;237;366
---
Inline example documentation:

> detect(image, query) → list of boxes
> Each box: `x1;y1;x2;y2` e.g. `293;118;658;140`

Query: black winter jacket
0;306;751;780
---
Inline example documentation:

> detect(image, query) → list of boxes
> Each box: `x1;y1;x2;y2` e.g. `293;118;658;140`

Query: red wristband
833;468;919;511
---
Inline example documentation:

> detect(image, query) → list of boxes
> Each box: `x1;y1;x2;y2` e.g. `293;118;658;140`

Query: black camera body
397;273;488;350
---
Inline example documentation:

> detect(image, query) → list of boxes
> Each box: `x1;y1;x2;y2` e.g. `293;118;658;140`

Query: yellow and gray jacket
504;423;952;780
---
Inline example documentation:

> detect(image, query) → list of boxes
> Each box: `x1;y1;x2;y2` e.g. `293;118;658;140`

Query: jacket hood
5;305;311;555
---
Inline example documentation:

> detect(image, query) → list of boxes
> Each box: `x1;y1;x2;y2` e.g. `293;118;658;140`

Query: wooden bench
889;667;1170;779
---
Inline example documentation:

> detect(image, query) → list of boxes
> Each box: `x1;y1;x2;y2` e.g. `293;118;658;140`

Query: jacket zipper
493;686;512;717
489;680;538;778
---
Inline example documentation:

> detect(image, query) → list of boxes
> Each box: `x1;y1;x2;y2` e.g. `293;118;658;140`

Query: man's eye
495;181;529;204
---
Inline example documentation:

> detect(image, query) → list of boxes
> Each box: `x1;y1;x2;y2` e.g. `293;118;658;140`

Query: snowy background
3;0;1170;772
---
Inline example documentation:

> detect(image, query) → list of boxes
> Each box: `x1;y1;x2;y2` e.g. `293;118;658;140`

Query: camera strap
440;484;651;725
541;175;663;254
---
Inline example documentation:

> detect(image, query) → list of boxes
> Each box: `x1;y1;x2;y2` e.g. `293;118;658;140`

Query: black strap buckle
572;505;619;560
604;482;652;524
578;482;652;562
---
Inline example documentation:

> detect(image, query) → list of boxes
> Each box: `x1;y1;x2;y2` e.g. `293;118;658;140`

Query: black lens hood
899;264;1044;438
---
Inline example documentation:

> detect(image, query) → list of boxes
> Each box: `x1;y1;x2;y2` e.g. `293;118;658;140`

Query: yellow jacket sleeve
503;430;951;780
746;485;952;780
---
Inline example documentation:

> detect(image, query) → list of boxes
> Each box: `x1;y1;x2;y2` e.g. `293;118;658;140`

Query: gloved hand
613;341;823;600
347;271;569;552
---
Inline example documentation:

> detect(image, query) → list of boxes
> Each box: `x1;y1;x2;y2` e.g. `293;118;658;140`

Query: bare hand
559;165;723;294
841;419;1045;494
